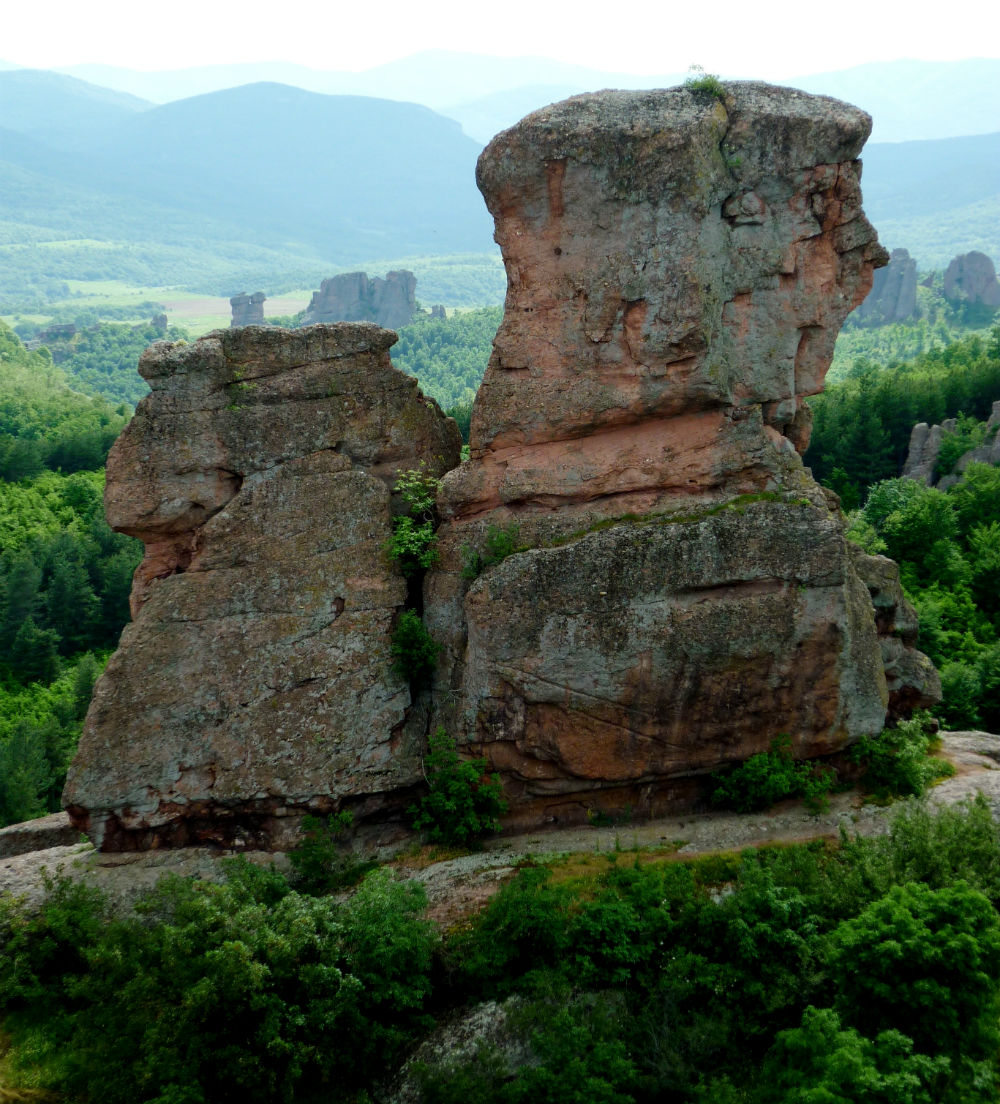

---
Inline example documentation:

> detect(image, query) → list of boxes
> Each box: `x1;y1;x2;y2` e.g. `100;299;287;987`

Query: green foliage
829;880;1000;1063
851;712;954;799
684;66;726;99
935;411;996;477
0;864;435;1104
409;728;507;847
418;990;638;1104
760;1006;949;1104
288;811;374;895
391;610;440;687
386;466;441;578
461;522;523;580
391;307;501;411
807;330;1000;501
710;735;836;814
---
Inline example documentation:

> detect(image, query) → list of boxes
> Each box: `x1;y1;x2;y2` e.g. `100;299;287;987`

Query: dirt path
2;733;999;920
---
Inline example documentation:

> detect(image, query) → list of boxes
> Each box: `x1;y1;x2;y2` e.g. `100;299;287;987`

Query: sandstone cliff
65;84;938;850
64;325;461;849
425;83;936;828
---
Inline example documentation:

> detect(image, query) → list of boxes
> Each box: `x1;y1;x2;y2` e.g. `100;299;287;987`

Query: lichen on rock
64;84;939;851
64;324;461;850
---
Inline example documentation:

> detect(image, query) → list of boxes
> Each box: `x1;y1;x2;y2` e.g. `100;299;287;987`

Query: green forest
0;322;141;825
1;297;1000;1101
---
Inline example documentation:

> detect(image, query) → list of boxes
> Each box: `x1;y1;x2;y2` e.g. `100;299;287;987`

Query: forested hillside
806;328;1000;728
0;322;141;825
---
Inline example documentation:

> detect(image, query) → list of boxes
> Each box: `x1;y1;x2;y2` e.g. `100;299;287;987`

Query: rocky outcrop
64;84;939;852
63;324;461;851
853;247;918;324
302;271;417;329
903;401;1000;487
425;83;935;828
944;252;1000;308
230;291;267;327
902;419;956;484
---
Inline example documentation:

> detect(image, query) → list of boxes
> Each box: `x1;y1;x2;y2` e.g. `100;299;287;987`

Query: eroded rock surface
854;247;918;324
427;84;935;827
230;291;266;327
64;324;461;850
302;271;418;329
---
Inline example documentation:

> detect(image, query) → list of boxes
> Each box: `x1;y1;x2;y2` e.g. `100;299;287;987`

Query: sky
3;0;997;77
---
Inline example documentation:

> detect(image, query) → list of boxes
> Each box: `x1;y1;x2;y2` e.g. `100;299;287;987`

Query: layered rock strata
426;83;936;827
64;324;461;850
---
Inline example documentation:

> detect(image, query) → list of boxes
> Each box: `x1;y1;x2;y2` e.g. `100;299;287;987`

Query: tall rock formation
230;291;267;327
64;325;460;850
426;84;935;827
943;252;1000;308
302;271;417;329
853;247;918;324
64;84;939;851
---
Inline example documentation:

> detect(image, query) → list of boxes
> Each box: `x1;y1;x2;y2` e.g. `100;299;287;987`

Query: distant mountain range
1;51;995;145
0;61;996;308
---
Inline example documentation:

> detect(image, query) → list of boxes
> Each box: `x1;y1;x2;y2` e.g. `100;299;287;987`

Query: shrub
829;880;1000;1063
683;65;726;100
461;523;523;581
288;810;374;895
710;736;836;814
385;466;441;577
409;728;507;847
391;610;440;687
0;864;436;1104
851;712;954;798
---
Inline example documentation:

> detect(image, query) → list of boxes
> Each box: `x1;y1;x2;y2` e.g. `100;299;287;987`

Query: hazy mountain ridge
11;51;996;145
0;61;996;309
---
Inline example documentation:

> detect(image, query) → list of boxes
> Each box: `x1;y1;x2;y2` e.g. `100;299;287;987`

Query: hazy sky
4;0;996;76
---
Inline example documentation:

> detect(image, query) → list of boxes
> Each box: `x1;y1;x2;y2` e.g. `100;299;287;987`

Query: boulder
426;84;933;826
64;324;461;851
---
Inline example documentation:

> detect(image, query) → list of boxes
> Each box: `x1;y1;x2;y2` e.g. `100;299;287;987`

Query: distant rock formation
230;291;267;327
943;252;1000;307
302;271;417;329
64;84;939;851
429;305;447;320
64;325;460;850
854;247;918;324
426;83;936;829
903;400;1000;488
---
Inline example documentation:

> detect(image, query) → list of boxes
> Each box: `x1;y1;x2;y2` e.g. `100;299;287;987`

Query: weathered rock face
944;251;1000;308
64;324;461;850
426;83;935;827
854;247;918;324
302;271;417;329
230;291;266;327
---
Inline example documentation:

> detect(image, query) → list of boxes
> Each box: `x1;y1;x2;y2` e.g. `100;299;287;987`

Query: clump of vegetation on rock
409;728;508;847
